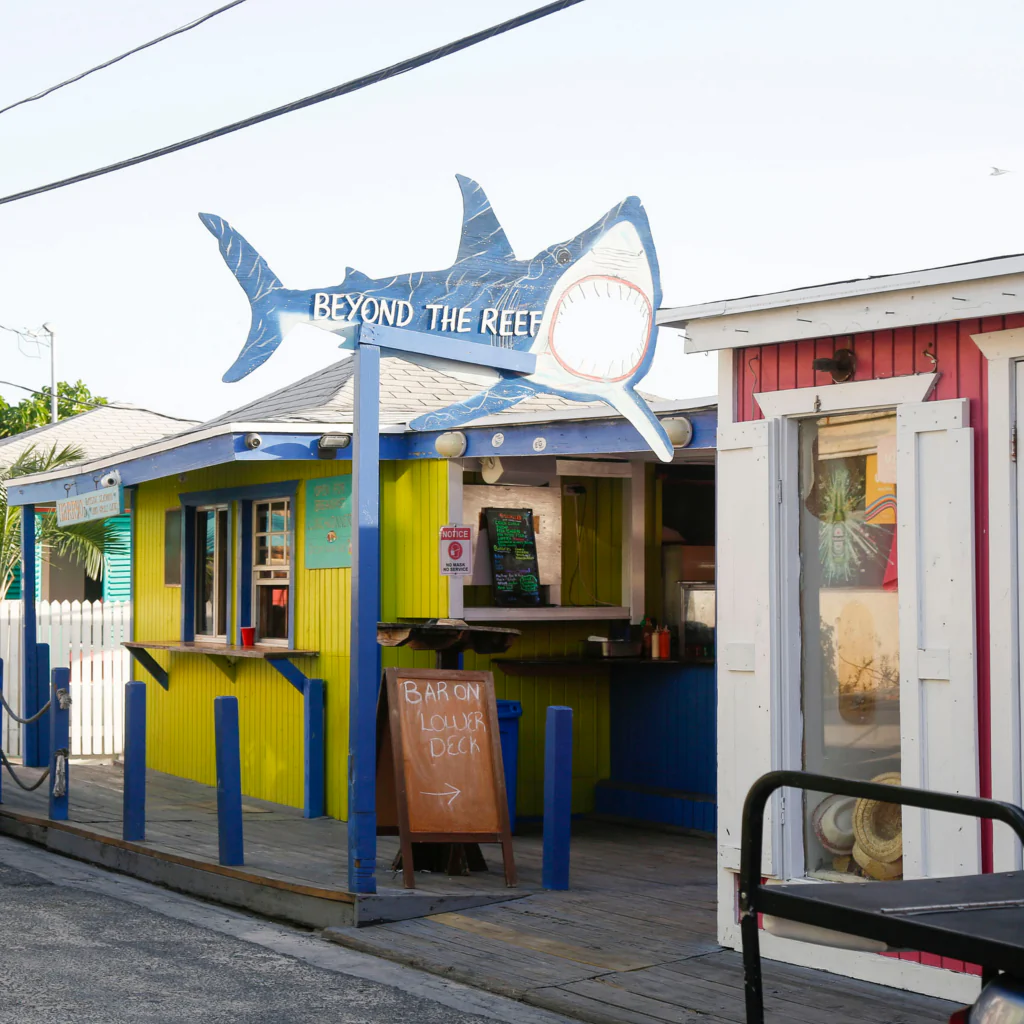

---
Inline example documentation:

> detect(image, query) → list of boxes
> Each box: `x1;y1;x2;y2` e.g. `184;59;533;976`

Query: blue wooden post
304;678;325;819
33;643;51;769
543;705;573;891
0;657;4;804
49;667;70;821
214;695;244;866
349;341;380;895
21;505;43;767
123;681;146;841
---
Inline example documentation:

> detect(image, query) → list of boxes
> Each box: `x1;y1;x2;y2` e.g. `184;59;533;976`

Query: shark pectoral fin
602;387;675;463
409;378;538;432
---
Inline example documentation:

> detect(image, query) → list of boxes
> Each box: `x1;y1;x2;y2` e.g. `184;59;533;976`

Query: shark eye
555;248;571;265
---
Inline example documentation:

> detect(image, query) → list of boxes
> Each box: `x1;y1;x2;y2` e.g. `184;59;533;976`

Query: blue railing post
0;657;4;804
49;667;70;821
543;705;573;890
304;678;325;819
21;505;41;766
348;340;380;894
214;695;244;866
123;681;147;841
34;643;51;768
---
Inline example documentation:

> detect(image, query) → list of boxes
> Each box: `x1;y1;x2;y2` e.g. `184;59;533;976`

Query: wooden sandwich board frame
376;667;517;889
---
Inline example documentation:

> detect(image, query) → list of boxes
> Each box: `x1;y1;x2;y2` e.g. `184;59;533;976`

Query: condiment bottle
651;622;663;660
659;627;671;660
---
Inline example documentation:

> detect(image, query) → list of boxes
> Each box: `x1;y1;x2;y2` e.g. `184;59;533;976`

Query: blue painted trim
130;649;169;690
49;667;70;821
225;501;234;647
213;695;244;866
9;433;238;506
349;342;380;895
266;658;307;693
181;506;196;643
20;505;41;766
361;322;537;375
304;678;325;818
542;705;573;891
237;499;253;646
180;481;299;506
123;681;146;841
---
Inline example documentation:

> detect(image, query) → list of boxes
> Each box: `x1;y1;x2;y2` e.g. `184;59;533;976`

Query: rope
52;750;68;799
0;694;50;725
0;750;50;791
56;689;72;711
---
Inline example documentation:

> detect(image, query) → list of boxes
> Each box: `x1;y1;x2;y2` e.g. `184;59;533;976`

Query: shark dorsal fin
455;175;515;264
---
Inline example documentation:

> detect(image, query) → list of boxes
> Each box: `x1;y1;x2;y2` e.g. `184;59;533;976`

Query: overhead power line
0;0;587;208
0;0;250;118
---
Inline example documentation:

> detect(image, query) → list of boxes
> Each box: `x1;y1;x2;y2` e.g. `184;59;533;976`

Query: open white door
717;419;778;875
896;398;980;878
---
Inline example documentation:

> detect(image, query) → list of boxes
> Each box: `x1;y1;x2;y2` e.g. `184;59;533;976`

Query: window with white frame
253;498;291;643
195;505;229;639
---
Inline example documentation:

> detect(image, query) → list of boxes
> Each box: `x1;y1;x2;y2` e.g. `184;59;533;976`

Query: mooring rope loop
52;749;68;798
56;688;72;711
0;749;50;791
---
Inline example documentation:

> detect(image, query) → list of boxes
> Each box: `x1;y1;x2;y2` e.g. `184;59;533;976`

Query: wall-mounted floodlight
434;431;468;458
318;433;352;459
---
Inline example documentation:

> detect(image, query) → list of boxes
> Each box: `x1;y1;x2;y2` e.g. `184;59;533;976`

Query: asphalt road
0;837;571;1024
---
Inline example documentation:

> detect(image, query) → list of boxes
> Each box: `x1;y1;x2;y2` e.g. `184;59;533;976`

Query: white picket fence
0;600;132;759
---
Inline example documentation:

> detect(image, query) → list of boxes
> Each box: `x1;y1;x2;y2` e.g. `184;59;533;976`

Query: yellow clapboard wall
134;458;449;819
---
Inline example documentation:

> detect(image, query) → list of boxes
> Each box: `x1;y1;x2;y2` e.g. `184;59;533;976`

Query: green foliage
0;380;107;439
0;443;127;602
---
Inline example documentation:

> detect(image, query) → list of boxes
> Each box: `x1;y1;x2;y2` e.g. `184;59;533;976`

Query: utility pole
42;322;56;423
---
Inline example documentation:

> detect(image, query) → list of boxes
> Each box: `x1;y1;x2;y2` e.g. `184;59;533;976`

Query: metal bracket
130;648;168;690
203;653;237;682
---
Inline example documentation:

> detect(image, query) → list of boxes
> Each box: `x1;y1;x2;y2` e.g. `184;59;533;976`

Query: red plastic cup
240;626;256;648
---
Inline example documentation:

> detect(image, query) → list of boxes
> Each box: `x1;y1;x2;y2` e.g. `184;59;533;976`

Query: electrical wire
0;0;250;118
0;379;107;411
0;0;588;208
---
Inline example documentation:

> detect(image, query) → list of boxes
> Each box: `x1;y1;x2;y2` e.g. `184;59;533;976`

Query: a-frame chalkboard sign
376;667;517;889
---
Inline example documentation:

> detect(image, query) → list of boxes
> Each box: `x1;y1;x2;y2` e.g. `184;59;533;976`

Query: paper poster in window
305;476;352;569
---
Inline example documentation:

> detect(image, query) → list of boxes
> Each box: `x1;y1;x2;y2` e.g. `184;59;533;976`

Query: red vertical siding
735;313;1024;974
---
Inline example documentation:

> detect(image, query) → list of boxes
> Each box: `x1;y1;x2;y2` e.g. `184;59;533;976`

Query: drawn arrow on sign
420;783;461;806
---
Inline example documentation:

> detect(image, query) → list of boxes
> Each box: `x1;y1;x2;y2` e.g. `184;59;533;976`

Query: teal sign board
305;476;353;569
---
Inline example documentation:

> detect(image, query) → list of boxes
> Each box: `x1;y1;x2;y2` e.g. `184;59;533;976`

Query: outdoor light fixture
661;416;694;448
317;433;351;459
434;431;468;458
481;456;504;484
812;348;857;383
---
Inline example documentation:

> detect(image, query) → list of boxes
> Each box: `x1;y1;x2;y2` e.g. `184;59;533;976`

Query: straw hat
853;772;903;864
811;794;857;854
853;843;903;881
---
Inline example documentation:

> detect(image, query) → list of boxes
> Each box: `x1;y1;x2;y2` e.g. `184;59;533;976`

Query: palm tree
0;443;126;602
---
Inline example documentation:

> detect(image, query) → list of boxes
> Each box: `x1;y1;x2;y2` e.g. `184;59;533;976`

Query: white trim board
753;373;937;419
678;273;1024;353
971;326;1024;872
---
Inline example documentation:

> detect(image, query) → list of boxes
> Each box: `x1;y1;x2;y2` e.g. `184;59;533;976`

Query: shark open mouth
548;275;653;382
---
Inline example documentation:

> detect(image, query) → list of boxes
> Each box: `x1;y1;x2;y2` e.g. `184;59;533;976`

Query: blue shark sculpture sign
201;175;672;460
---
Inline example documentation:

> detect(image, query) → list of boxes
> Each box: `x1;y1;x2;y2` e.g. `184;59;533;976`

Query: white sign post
55;486;124;527
439;525;473;576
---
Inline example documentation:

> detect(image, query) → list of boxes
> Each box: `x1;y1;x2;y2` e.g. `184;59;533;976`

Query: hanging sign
376;667;516;889
201;173;674;462
304;476;352;569
439;524;473;576
55;486;123;526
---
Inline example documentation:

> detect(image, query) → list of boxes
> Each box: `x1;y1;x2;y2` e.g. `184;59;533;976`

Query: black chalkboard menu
483;507;542;607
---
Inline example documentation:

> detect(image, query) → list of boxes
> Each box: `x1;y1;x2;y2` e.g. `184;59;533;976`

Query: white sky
1;0;1023;421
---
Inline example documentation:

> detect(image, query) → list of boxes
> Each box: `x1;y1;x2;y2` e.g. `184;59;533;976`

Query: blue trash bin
496;699;523;833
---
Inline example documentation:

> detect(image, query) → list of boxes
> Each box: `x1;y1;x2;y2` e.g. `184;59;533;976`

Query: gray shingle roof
198;355;604;429
0;404;199;468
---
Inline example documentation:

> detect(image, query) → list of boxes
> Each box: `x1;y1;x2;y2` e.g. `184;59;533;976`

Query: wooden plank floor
0;765;959;1022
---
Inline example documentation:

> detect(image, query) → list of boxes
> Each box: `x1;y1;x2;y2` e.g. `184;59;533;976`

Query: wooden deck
0;764;958;1023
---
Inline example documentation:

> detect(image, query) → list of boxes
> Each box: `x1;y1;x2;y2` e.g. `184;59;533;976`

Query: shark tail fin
604;386;675;463
199;213;303;382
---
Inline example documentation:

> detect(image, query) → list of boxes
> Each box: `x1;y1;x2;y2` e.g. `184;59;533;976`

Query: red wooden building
662;253;1024;1002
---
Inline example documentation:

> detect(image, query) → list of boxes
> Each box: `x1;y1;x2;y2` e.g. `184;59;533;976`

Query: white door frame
972;326;1024;872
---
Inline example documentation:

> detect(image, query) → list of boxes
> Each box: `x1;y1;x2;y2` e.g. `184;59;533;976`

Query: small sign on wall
440;524;473;576
305;476;352;569
55;486;123;526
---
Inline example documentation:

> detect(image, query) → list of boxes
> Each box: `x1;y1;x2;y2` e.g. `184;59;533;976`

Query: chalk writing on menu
484;507;541;607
